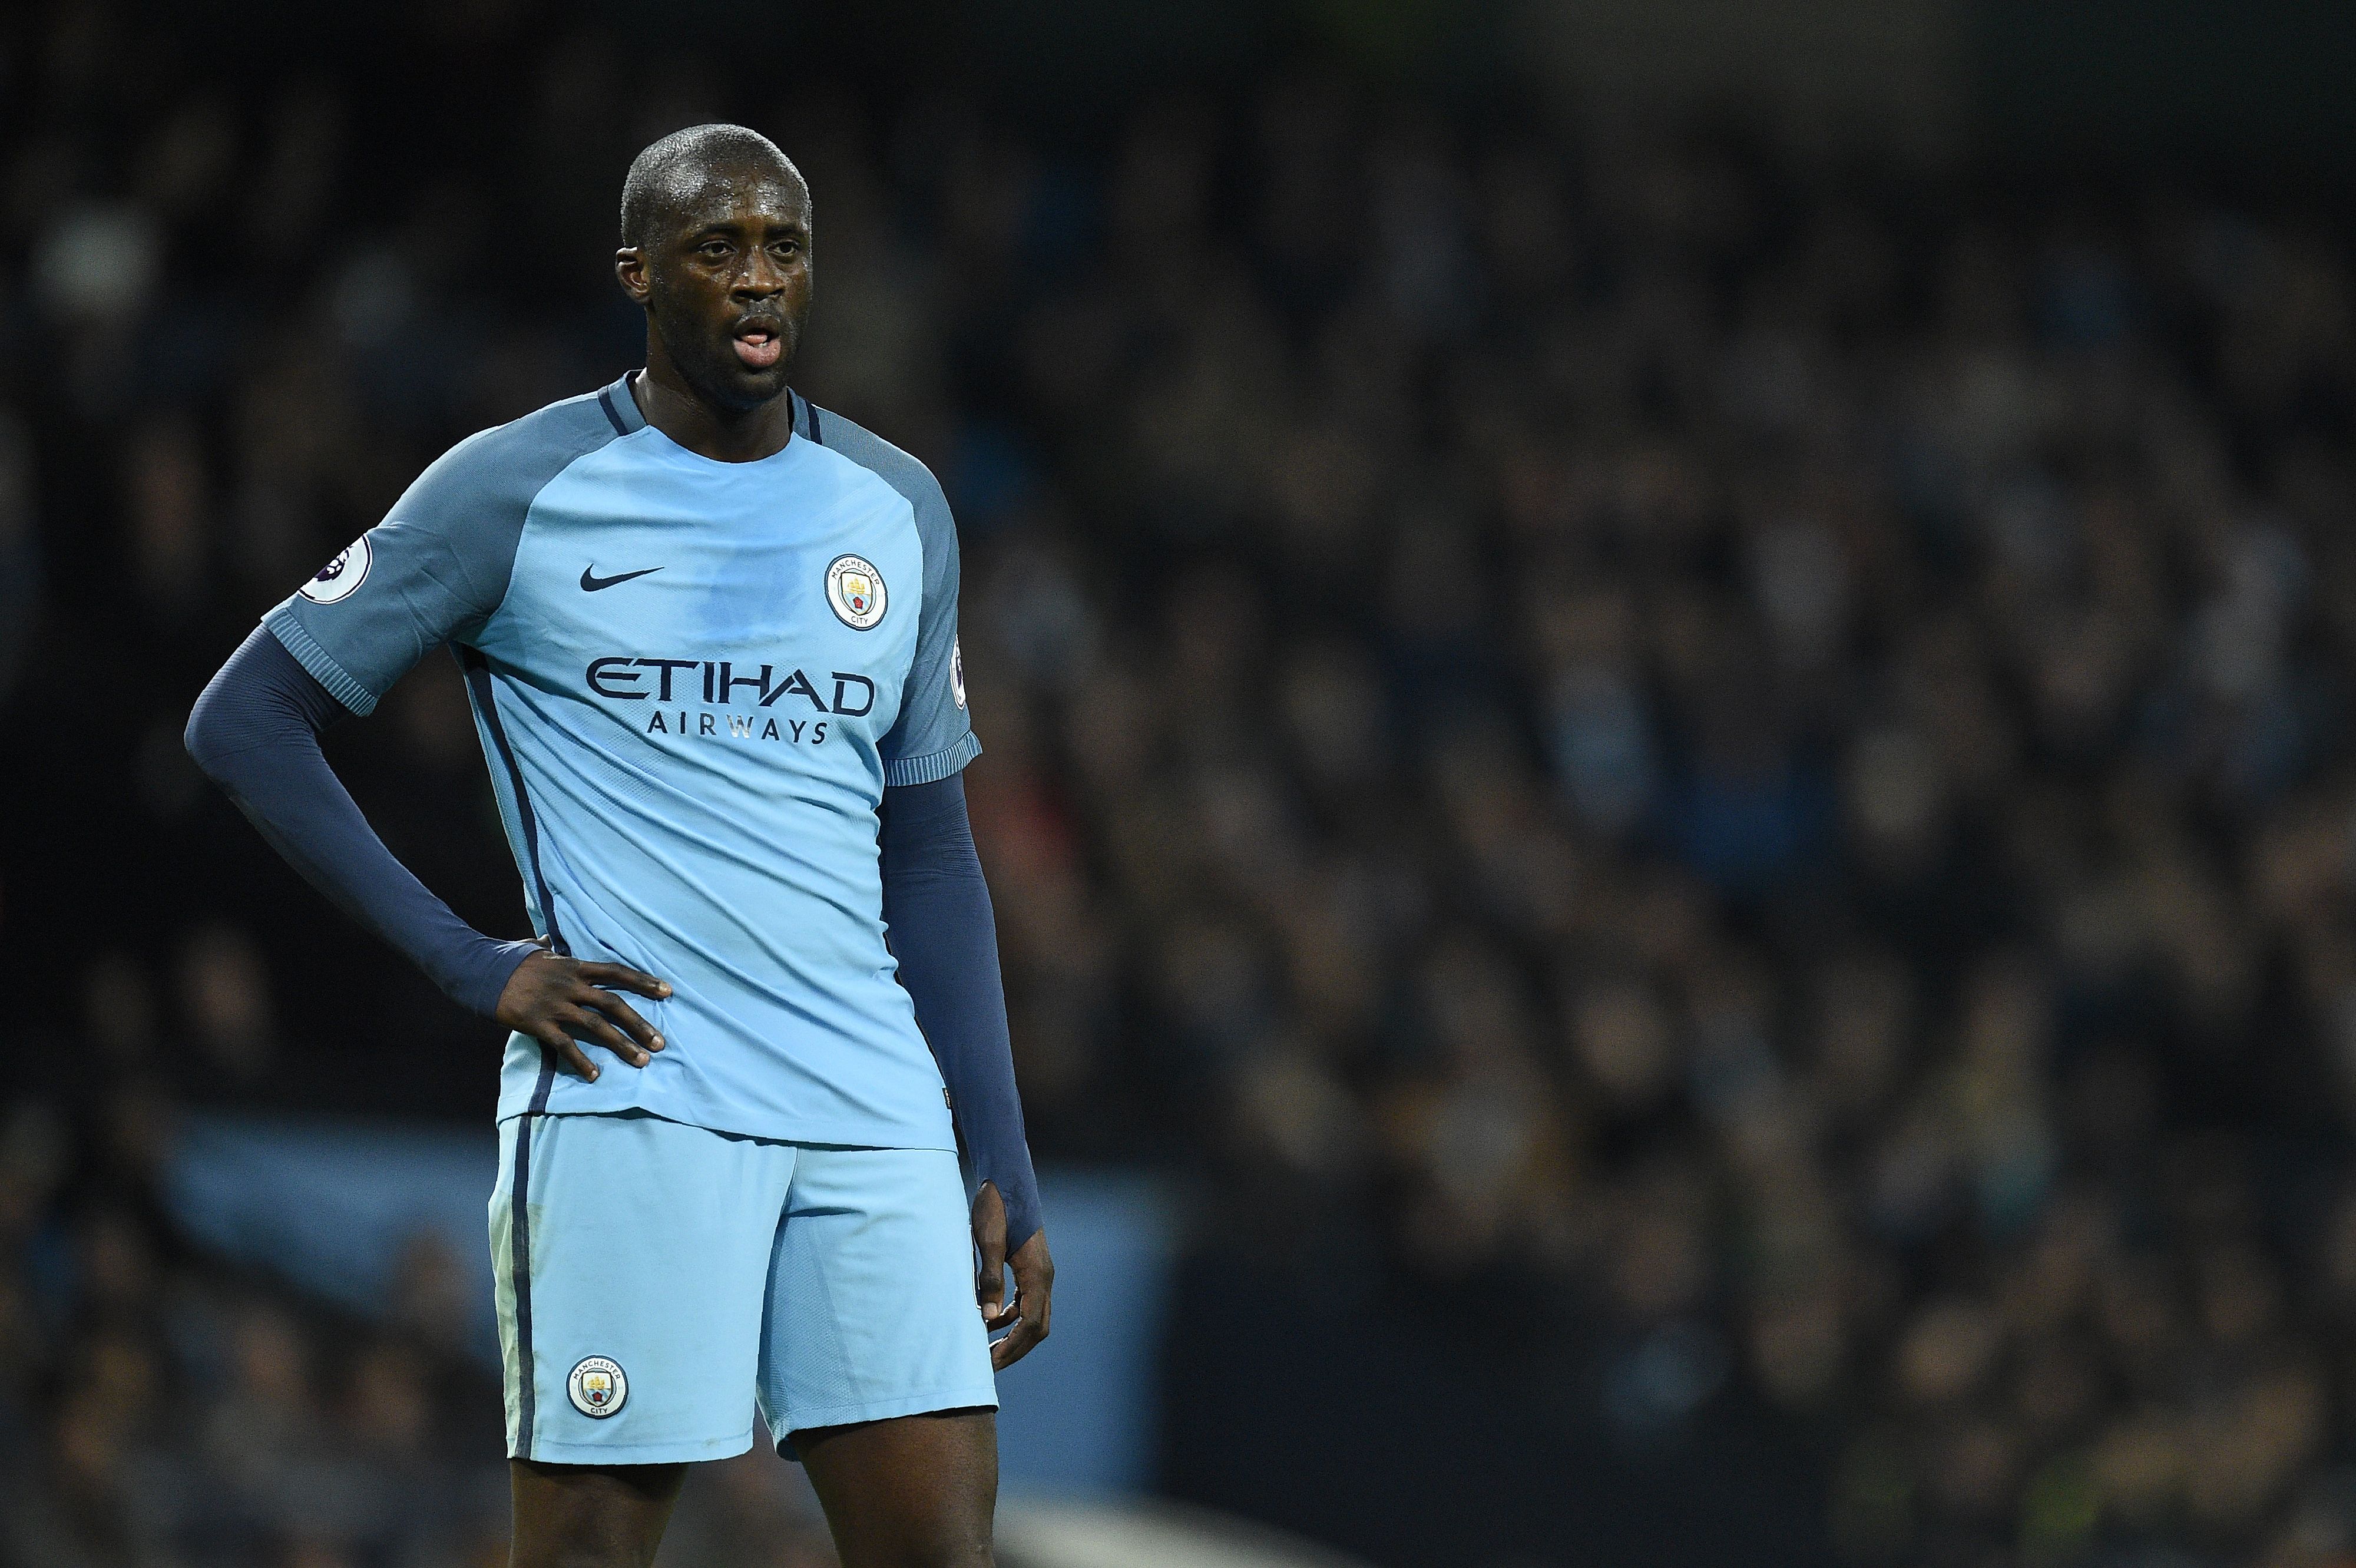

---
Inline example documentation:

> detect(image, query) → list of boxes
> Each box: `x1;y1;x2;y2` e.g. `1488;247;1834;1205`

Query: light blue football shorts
488;1109;997;1465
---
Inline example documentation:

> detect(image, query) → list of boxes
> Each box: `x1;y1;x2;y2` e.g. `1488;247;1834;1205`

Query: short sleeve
805;396;982;787
260;391;624;716
878;470;980;786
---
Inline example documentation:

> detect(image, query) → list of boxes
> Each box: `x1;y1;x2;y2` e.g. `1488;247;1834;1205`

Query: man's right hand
494;948;673;1082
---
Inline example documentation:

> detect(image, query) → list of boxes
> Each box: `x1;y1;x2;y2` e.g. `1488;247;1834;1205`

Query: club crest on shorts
299;536;372;604
826;554;887;630
567;1356;628;1418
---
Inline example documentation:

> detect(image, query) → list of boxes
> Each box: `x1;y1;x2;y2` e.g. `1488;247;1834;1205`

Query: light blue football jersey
264;374;974;1149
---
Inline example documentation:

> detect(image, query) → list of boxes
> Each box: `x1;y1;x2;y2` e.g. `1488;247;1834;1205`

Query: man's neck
628;366;795;463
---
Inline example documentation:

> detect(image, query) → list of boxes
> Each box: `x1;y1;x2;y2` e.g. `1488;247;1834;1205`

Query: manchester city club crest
567;1355;628;1418
298;535;372;604
826;553;887;630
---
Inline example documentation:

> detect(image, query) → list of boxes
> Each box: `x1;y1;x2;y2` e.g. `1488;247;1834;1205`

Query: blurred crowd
9;5;2356;1566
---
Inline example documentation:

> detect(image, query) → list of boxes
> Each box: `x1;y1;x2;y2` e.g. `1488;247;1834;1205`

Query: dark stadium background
8;2;2356;1564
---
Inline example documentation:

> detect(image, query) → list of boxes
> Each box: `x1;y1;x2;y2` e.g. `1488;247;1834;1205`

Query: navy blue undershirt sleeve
879;773;1043;1253
186;627;540;1017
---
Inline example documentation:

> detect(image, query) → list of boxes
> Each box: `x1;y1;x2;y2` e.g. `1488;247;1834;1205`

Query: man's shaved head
620;124;806;252
614;123;815;430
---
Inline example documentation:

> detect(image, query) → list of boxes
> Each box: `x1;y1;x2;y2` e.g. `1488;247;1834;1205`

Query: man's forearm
879;773;1044;1253
186;627;537;1017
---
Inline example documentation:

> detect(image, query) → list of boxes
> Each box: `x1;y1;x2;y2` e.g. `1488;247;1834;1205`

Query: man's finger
575;962;672;1001
540;1026;600;1082
992;1311;1046;1369
576;985;663;1051
992;1235;1053;1365
974;1199;1008;1325
1018;1251;1053;1341
558;1006;651;1069
976;1242;1007;1323
992;1280;1051;1365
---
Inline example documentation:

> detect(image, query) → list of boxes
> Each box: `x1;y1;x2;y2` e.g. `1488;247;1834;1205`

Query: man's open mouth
733;325;783;369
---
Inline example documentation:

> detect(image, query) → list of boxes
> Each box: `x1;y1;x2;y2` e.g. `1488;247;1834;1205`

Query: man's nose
733;250;786;296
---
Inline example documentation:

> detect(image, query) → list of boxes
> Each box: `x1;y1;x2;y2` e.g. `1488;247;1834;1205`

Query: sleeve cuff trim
882;730;981;788
263;607;380;717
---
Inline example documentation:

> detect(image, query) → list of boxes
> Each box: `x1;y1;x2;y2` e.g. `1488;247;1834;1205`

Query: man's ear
614;247;649;304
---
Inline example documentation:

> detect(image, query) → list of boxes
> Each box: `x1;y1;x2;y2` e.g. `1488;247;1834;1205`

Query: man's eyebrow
680;218;808;243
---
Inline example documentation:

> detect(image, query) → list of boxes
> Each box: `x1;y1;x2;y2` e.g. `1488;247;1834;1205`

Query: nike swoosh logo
581;565;663;592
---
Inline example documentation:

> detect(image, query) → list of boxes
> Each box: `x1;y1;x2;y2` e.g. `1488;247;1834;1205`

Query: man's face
620;166;813;412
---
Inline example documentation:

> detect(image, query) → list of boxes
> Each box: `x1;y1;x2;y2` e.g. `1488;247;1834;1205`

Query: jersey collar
608;372;816;450
601;372;650;436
